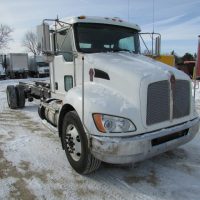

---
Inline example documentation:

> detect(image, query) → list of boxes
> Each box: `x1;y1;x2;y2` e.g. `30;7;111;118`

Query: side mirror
37;23;54;63
37;23;51;54
155;36;161;56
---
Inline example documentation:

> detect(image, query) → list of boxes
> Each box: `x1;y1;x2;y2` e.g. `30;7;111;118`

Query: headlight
93;114;136;133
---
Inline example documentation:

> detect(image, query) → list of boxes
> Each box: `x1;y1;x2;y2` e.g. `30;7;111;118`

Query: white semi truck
6;16;200;174
29;55;49;77
6;53;29;78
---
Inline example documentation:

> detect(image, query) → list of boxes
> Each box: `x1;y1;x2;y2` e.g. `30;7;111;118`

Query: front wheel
61;111;101;174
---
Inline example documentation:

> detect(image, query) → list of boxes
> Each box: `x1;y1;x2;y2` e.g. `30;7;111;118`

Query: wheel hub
66;124;82;161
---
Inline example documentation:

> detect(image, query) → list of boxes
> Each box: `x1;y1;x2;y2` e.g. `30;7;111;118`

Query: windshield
37;62;49;67
75;23;140;53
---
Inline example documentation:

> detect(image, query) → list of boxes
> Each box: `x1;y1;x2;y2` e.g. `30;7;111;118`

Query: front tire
61;111;101;174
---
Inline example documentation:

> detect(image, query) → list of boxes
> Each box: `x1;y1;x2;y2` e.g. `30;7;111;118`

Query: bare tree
22;31;41;55
0;24;13;50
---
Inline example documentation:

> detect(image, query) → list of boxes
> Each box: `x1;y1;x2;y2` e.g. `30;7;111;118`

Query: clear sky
0;0;199;56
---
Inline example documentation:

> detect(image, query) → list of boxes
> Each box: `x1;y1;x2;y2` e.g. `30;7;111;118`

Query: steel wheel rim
66;124;82;161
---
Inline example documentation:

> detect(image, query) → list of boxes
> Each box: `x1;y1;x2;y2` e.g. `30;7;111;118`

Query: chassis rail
19;81;51;100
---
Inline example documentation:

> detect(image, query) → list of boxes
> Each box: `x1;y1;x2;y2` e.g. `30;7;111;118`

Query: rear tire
6;85;18;109
61;111;101;174
16;85;25;108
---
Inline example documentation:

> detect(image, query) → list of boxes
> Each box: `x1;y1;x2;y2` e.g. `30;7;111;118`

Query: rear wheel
6;85;18;109
16;85;25;108
61;111;101;174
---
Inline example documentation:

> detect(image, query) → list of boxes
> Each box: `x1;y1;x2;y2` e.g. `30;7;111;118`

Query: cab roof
59;16;141;31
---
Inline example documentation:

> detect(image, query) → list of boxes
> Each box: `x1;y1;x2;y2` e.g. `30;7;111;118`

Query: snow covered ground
0;79;200;200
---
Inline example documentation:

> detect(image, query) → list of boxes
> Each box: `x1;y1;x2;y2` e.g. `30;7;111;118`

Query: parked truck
6;53;28;78
29;55;49;77
0;55;6;79
0;63;6;79
6;16;200;174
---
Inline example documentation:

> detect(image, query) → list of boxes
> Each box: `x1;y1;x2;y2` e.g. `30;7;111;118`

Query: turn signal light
93;114;106;133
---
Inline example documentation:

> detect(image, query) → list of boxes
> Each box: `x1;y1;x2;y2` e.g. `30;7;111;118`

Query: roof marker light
78;16;86;19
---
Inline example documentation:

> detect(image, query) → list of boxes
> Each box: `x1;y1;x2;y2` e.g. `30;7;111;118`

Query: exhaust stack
195;35;200;78
193;35;200;99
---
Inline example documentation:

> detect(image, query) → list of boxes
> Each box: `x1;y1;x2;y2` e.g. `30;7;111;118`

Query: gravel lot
0;79;200;200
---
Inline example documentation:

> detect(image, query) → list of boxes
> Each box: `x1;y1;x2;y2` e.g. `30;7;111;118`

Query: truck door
51;28;75;95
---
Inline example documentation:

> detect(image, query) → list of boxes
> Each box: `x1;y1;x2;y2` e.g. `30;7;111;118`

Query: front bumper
90;118;200;164
39;72;49;76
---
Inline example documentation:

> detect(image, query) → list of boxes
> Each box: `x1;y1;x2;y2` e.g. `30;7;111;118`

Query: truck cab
29;55;49;77
7;16;199;174
37;61;49;77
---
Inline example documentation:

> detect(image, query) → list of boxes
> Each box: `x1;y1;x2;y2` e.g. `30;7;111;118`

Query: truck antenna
152;0;155;33
128;0;130;22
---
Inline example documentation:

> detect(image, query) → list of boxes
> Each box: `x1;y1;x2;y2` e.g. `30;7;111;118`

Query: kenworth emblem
170;73;176;90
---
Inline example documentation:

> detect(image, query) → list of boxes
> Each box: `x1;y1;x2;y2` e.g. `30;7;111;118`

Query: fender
58;82;141;137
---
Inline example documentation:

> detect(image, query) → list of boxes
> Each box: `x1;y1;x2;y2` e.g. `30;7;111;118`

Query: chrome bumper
90;118;200;164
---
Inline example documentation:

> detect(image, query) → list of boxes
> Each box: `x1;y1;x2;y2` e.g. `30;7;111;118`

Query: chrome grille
173;80;190;118
146;80;190;125
147;81;170;125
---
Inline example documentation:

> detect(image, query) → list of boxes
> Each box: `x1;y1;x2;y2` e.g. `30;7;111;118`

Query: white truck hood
85;52;187;80
84;52;193;133
85;52;189;103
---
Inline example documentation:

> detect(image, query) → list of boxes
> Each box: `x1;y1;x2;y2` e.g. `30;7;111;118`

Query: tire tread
83;153;101;174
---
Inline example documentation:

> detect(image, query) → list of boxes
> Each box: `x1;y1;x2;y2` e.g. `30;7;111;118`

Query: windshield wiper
112;48;132;53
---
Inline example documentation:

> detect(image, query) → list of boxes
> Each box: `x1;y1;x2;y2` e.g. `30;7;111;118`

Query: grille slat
146;80;190;125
